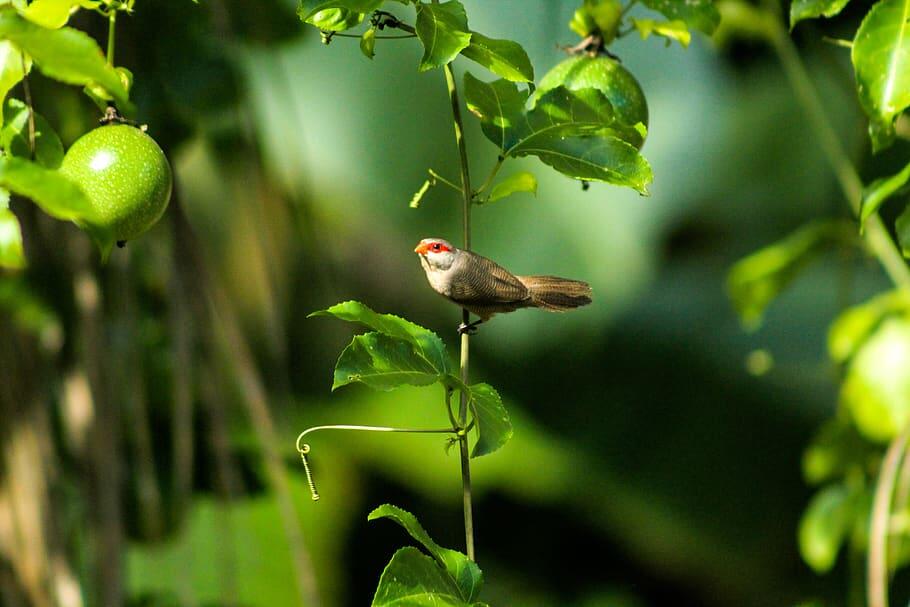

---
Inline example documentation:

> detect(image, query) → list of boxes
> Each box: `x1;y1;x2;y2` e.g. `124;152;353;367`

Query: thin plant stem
443;61;476;561
766;21;910;289
428;169;464;194
106;9;116;66
328;32;416;39
869;429;910;607
474;156;505;197
20;58;35;156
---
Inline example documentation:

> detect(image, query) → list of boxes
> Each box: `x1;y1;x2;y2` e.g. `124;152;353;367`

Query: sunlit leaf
0;40;28;126
305;7;364;32
415;0;472;72
468;383;512;457
21;0;83;28
360;26;376;58
852;0;910;151
828;290;910;362
639;0;720;34
799;483;859;573
790;0;852;28
463;73;651;192
841;316;910;442
459;31;533;83
897;202;910;257
369;504;483;602
332;332;443;391
569;0;623;40
486;171;537;203
310;300;450;373
726;221;854;329
631;18;691;47
372;547;471;607
297;0;381;21
860;160;910;225
0;10;133;113
1;98;63;168
0;205;24;268
802;417;873;485
0;156;95;222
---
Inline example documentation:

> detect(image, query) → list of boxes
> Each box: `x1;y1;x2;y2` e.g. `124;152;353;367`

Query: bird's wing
448;250;530;304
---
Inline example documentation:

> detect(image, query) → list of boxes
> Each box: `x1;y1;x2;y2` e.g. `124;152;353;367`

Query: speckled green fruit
535;55;649;146
60;124;172;248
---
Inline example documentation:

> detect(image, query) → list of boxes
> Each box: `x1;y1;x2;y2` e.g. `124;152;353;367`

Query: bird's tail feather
518;275;592;311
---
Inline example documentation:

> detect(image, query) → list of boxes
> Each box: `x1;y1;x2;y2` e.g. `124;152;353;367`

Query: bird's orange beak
414;242;430;255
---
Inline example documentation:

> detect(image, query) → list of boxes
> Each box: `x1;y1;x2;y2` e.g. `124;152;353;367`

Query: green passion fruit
60;123;172;252
535;55;649;148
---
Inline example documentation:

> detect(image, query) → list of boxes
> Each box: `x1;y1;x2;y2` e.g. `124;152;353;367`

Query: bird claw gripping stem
457;320;482;335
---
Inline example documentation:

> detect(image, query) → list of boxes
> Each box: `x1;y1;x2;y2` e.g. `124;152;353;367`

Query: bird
414;237;593;334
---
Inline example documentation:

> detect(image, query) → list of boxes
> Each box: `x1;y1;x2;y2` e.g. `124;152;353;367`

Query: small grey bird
414;237;593;334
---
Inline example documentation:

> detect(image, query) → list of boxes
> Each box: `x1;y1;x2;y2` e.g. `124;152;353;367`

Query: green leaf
371;547;471;607
726;221;854;329
0;40;29;125
305;7;365;32
333;331;442;391
639;0;720;34
631;18;692;47
828;290;910;363
21;0;83;28
310;300;450;373
361;26;376;58
860;160;910;225
802;417;873;485
789;0;852;28
0;10;133;114
851;0;910;151
369;504;483;602
799;483;858;573
83;66;133;113
0;205;25;269
1;98;64;169
463;73;651;193
486;171;537;203
0;156;95;223
459;31;533;83
415;0;472;72
897;202;910;257
297;0;382;21
468;383;512;457
842;315;910;442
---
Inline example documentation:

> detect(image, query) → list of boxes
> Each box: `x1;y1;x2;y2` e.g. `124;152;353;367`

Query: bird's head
414;238;456;271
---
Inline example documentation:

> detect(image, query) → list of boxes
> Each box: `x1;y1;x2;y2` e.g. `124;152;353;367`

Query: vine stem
443;62;476;561
106;9;116;66
766;21;910;289
868;429;910;607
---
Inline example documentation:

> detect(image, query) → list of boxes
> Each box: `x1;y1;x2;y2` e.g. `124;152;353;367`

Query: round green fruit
60;123;172;247
535;55;649;147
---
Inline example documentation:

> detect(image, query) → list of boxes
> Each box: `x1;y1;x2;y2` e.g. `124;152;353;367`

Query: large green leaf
369;504;483;602
727;221;854;329
0;156;95;222
897;202;910;257
459;31;533;83
415;1;472;72
0;9;132;113
0;40;29;125
468;383;512;457
310;300;450;373
798;483;859;573
463;73;651;192
333;331;443;391
21;0;84;28
1;98;63;169
851;0;910;151
860;160;910;225
372;547;471;607
790;0;852;28
0;205;24;269
841;316;910;442
639;0;720;34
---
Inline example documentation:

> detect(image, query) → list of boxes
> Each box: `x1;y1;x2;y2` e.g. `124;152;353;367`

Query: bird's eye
432;243;441;251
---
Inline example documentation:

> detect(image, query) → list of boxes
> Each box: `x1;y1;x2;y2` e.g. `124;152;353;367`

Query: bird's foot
457;320;482;335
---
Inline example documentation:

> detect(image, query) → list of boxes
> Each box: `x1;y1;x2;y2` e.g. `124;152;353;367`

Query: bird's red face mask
414;240;453;256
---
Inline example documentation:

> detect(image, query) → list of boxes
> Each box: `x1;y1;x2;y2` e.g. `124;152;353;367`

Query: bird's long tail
518;275;593;312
